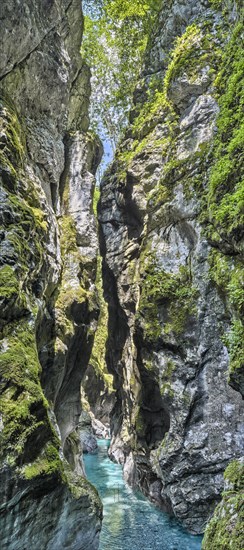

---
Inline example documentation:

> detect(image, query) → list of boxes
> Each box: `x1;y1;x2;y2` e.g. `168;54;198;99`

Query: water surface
84;439;203;550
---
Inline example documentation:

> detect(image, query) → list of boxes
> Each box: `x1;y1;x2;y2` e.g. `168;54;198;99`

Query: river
83;439;203;550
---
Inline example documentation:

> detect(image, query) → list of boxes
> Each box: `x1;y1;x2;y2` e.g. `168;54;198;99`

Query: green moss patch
59;215;78;255
138;257;198;341
23;444;62;480
203;459;244;550
65;463;102;512
224;459;244;490
0;266;19;299
0;320;59;465
90;256;114;391
160;359;175;398
0;97;25;183
206;20;244;247
224;320;244;376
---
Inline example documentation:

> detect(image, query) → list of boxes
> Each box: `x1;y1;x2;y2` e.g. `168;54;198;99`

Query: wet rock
92;417;110;440
78;411;98;454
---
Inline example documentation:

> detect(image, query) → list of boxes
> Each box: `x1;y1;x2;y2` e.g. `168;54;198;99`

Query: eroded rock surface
0;0;102;547
99;0;244;536
78;411;98;454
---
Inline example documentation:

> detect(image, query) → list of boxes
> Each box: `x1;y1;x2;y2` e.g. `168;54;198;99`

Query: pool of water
83;439;203;550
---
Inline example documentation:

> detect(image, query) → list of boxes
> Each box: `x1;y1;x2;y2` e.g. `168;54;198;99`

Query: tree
82;0;161;151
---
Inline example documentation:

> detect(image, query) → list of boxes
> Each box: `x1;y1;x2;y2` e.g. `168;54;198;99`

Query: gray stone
98;0;244;536
0;0;102;547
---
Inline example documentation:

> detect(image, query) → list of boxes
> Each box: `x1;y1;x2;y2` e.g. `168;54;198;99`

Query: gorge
0;0;243;549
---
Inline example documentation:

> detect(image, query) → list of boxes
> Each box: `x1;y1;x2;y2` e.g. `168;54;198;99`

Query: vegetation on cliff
202;459;244;550
82;0;161;147
139;256;198;341
0;101;62;475
96;0;243;541
205;16;244;390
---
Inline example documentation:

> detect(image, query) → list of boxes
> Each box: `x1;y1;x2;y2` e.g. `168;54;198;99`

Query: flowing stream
84;439;203;550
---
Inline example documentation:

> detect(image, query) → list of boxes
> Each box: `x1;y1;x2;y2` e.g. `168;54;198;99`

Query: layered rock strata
0;0;102;548
99;0;244;537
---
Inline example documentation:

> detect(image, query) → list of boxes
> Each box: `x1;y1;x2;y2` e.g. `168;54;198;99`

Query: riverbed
83;439;203;550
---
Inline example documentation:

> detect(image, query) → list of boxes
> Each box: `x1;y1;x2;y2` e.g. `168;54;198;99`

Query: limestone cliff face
0;1;102;548
99;0;244;537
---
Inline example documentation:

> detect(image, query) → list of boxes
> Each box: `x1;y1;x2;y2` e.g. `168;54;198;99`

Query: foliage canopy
82;0;161;151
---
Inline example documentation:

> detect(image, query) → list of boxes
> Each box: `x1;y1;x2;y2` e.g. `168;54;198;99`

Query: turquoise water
84;439;203;550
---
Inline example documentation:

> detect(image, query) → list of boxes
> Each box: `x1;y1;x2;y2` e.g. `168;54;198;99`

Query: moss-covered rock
99;0;244;537
202;459;244;549
0;101;58;472
138;255;198;341
90;256;113;390
0;0;102;545
0;320;59;464
0;265;19;299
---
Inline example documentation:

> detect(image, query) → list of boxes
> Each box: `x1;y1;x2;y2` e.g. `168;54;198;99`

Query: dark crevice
135;332;170;449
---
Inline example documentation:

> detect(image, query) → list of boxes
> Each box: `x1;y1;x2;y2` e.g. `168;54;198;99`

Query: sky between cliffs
82;0;162;178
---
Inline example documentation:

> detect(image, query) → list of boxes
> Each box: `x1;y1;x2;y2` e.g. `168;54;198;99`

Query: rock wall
0;0;102;548
81;246;115;428
99;0;244;537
